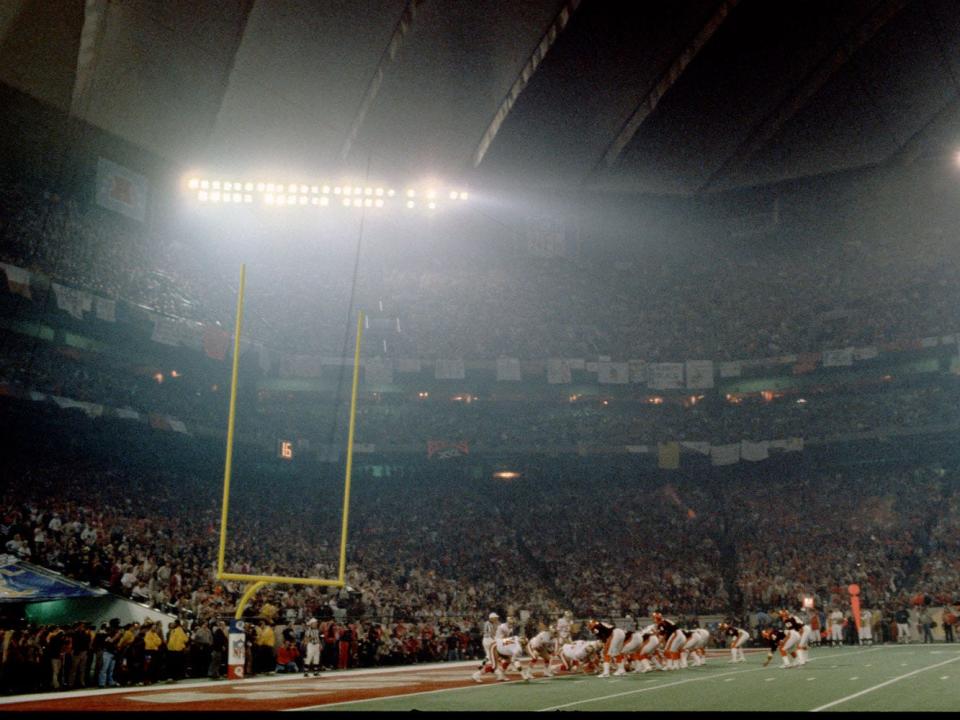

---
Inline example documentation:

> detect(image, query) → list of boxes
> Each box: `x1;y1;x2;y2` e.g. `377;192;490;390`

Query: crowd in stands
5;174;960;364
1;454;959;695
5;323;960;454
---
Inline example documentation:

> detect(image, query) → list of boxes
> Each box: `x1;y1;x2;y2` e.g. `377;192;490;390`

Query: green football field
302;645;960;712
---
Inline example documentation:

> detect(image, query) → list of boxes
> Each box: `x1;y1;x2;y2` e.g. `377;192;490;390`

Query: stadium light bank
183;176;468;212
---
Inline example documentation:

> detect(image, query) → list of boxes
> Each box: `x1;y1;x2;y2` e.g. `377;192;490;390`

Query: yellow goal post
215;264;363;614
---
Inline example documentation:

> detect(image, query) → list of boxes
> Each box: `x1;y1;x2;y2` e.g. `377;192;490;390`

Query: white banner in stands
680;441;711;455
96;157;149;222
648;363;684;389
435;358;465;380
496;357;522;381
598;361;629;384
821;347;854;367
0;263;32;298
853;346;878;361
711;443;741;466
685;360;714;389
52;283;92;320
397;358;421;373
94;296;116;322
719;361;742;378
364;357;394;386
547;358;572;384
740;440;769;462
628;359;648;384
769;437;804;452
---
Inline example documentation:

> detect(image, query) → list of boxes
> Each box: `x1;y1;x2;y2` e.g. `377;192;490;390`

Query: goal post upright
215;263;364;618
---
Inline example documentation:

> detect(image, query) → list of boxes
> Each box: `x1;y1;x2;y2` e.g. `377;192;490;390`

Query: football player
653;612;687;671
778;609;811;666
526;624;555;677
718;622;750;663
680;627;710;668
559;639;602;674
761;626;801;669
490;634;533;681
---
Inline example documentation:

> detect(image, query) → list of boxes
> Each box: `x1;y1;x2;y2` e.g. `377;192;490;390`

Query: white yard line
534;647;884;712
809;655;960;712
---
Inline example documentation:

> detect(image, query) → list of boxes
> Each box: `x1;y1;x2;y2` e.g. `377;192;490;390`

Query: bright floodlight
426;190;436;199
188;178;199;189
406;200;415;208
427;201;436;209
449;191;458;199
406;189;415;198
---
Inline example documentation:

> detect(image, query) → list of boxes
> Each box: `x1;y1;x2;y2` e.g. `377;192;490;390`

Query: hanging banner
769;437;804;453
711;443;740;466
821;348;854;367
680;441;712;456
628;360;648;384
94;296;116;322
52;283;92;320
792;352;820;375
364;357;394;386
281;354;323;378
96;157;149;222
427;440;469;459
547;358;572;384
203;325;230;361
658;441;680;469
168;418;189;434
649;363;684;390
51;396;103;418
397;358;422;373
740;440;770;462
853;346;878;361
496;357;522;382
435;358;465;380
0;263;32;299
719;361;742;378
685;360;714;389
598;361;629;384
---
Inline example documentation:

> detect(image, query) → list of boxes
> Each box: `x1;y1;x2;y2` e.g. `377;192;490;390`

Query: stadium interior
2;0;960;709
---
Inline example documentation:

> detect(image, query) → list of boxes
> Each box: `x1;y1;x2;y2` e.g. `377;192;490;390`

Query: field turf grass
303;644;960;712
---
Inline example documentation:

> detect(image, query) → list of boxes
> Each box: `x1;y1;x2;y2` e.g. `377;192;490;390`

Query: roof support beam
471;0;582;168
600;0;740;170
699;0;907;193
341;0;425;161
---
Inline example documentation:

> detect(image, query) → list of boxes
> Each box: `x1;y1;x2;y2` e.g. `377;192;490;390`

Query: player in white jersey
554;611;573;657
526;625;555;677
559;640;602;674
680;628;710;667
491;635;533;681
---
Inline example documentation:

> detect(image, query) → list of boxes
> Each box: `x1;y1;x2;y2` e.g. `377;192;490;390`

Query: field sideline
1;644;958;712
307;645;960;712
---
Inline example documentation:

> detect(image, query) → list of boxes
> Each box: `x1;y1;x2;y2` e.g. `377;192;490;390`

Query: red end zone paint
0;663;493;712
